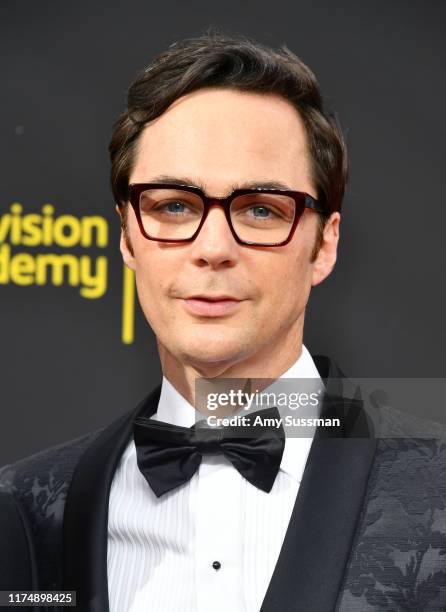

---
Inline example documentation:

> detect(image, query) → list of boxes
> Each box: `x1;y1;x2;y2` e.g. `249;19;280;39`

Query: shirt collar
155;344;323;484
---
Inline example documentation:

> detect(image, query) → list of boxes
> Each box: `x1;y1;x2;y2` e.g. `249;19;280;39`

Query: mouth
188;295;241;302
181;295;244;317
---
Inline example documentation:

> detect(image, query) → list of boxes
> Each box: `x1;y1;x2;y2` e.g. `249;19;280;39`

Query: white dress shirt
107;344;323;612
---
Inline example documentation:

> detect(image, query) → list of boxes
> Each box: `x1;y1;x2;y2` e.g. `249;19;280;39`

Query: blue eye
165;201;187;213
250;206;271;218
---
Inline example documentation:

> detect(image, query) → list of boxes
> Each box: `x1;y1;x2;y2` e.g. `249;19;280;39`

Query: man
1;31;446;612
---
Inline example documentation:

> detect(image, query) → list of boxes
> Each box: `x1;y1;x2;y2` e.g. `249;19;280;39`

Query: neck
158;321;304;411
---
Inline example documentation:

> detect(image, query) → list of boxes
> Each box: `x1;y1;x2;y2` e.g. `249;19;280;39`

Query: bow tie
133;406;285;497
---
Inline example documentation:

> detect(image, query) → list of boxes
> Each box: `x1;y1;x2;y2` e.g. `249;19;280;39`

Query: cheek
133;266;177;340
263;250;313;312
130;222;165;290
132;247;170;318
135;258;166;296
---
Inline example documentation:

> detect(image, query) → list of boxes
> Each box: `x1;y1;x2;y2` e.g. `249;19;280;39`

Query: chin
179;335;249;367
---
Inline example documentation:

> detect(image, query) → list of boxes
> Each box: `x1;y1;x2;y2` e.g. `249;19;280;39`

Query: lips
182;295;243;317
187;295;240;302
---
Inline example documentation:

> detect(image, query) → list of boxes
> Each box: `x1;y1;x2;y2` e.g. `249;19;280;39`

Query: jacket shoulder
0;490;39;589
0;428;104;589
338;436;446;610
0;428;104;500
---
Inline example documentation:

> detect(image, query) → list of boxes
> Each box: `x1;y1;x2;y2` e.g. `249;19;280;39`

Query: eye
231;193;295;223
248;205;276;218
160;201;188;214
151;199;201;216
139;188;204;216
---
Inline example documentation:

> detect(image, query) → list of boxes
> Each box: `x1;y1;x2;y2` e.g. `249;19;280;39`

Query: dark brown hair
109;30;348;258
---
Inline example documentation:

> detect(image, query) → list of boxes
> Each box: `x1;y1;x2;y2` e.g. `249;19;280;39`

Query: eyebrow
147;174;294;193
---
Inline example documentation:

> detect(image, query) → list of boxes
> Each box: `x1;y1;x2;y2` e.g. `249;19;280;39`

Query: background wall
1;0;445;465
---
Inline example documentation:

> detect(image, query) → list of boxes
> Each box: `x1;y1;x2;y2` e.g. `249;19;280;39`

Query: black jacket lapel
62;385;161;612
260;355;378;612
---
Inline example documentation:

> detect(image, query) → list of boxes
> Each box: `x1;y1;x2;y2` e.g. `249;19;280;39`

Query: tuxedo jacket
0;490;38;593
1;355;446;612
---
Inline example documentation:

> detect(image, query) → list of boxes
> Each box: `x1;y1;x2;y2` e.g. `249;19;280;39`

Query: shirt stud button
212;561;221;570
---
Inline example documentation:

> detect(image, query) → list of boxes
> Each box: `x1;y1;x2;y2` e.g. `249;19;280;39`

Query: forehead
130;88;312;191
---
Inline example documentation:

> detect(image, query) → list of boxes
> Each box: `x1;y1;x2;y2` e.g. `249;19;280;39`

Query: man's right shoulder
0;427;106;589
0;427;104;520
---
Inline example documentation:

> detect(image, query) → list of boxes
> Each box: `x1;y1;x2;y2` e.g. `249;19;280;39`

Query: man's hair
109;30;348;259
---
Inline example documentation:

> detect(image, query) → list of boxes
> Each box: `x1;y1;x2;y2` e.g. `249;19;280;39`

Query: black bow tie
133;406;285;497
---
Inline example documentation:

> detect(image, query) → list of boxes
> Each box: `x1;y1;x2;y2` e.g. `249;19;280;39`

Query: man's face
121;88;339;376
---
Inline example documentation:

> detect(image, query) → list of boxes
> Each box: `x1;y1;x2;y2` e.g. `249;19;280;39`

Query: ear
311;212;341;287
116;204;136;271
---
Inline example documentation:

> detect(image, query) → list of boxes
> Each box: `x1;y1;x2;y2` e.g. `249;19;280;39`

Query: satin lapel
62;385;161;612
260;356;378;612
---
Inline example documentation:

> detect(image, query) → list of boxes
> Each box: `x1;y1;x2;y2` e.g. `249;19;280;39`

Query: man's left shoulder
337;436;446;611
371;435;446;494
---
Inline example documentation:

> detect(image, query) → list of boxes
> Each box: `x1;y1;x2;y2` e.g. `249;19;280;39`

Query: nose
189;203;240;268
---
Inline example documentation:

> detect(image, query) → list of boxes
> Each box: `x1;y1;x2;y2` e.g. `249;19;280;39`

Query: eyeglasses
128;183;326;247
